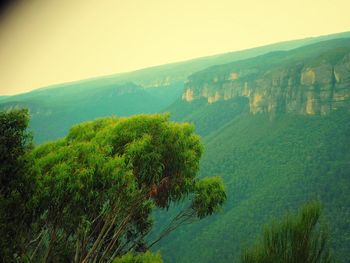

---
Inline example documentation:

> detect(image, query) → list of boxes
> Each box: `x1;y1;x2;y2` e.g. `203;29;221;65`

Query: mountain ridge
3;32;350;143
181;38;350;116
3;31;350;99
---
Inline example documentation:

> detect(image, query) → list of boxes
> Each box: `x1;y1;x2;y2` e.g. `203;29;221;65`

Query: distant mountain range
1;31;350;143
1;31;350;262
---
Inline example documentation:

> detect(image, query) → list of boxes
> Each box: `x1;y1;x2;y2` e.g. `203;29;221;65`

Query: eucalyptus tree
0;109;35;262
27;114;226;262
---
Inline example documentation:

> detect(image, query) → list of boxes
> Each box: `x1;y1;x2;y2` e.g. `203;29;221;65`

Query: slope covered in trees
153;38;350;262
156;104;350;263
0;83;184;143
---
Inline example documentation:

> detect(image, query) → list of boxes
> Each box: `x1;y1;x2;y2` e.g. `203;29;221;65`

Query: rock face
182;39;350;116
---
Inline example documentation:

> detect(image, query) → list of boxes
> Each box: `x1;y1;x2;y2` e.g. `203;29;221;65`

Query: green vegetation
0;82;182;143
157;107;350;263
113;251;163;263
0;111;226;262
241;201;333;263
154;38;350;263
0;109;35;261
1;34;350;263
168;97;249;136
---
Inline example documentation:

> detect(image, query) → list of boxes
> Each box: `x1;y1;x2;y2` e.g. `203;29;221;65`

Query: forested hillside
154;38;350;262
0;83;183;142
157;109;350;262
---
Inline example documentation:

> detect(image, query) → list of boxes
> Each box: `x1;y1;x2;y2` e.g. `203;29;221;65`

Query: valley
1;33;350;262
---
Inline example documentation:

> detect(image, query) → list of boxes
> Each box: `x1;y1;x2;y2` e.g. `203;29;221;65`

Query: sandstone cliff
182;39;350;115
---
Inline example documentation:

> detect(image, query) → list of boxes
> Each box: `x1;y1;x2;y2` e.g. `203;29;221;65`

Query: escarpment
182;39;350;116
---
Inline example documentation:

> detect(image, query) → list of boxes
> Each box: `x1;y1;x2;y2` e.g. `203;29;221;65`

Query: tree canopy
0;109;35;262
0;112;226;262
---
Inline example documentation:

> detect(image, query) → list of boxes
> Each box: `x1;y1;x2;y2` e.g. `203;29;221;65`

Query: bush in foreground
241;201;333;263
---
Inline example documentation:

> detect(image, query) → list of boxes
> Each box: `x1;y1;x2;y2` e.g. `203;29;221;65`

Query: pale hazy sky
0;0;350;95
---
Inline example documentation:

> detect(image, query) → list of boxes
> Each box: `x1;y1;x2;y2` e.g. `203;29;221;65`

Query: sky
0;0;350;95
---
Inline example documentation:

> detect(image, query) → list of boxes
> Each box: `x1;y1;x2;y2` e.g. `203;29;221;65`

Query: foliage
192;177;226;219
113;251;163;263
159;108;350;263
0;109;35;262
241;201;333;263
0;108;32;190
17;113;226;262
148;177;226;249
